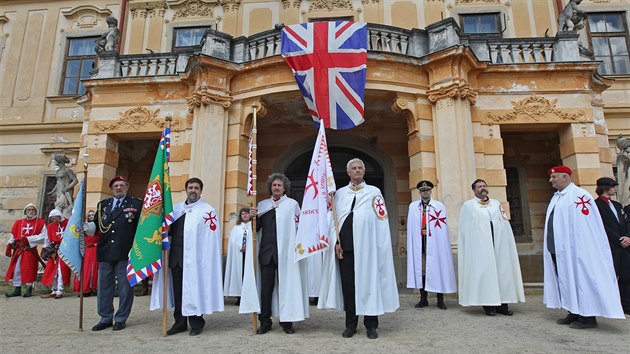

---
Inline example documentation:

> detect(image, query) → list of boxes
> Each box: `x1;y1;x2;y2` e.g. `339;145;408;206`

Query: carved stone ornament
61;5;112;29
427;83;477;106
130;1;167;19
360;0;379;5
93;106;182;133
169;0;215;19
281;0;302;9
486;94;588;123
309;0;353;12
455;0;500;4
391;96;419;140
220;0;241;12
187;85;232;113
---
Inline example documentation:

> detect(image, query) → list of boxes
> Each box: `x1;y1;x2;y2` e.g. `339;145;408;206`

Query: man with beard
4;203;47;298
458;179;525;316
241;173;309;335
151;177;224;336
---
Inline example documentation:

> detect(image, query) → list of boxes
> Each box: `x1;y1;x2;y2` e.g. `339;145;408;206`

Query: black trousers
619;279;630;314
171;265;205;330
339;251;378;330
259;261;292;328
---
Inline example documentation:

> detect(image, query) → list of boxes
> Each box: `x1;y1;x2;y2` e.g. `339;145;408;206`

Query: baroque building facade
1;0;630;282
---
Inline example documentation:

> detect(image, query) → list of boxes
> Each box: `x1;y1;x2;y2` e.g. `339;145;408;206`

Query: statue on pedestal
95;16;120;55
49;154;79;216
558;0;587;32
617;135;630;207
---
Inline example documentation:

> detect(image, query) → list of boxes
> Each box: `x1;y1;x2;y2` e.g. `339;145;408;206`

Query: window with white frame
587;12;630;75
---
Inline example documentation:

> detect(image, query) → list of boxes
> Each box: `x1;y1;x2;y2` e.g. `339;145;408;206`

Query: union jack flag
281;21;367;130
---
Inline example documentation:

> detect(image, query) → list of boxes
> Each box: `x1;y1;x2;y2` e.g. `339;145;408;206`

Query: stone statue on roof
558;0;587;32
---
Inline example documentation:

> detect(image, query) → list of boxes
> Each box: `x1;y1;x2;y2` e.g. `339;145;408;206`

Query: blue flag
59;179;85;279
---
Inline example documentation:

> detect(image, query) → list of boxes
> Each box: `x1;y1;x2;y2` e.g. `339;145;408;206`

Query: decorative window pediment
168;0;219;18
61;5;112;29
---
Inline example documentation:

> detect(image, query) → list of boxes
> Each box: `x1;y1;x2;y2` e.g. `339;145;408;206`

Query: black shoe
282;326;295;334
23;286;33;298
437;294;447;310
309;297;318;306
256;325;271;334
235;297;241;306
189;328;203;336
5;286;21;297
569;317;597;329
366;328;378;339
167;324;188;336
496;305;513;316
484;308;496;316
414;299;428;308
342;328;357;338
112;322;126;331
92;322;113;331
556;313;580;325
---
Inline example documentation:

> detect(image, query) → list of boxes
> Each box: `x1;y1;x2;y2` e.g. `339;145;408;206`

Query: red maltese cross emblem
203;211;218;231
574;195;591;216
429;210;446;230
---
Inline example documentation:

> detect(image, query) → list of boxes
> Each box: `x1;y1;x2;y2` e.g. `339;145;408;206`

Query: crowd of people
3;160;629;338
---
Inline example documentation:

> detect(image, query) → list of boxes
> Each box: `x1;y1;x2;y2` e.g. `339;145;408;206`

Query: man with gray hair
245;173;309;334
320;158;399;339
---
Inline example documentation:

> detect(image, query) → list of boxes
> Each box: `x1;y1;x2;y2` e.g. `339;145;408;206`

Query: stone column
559;122;602;192
187;86;232;215
427;83;478;242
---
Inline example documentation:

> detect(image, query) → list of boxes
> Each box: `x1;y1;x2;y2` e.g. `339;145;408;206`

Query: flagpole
250;105;258;334
162;114;172;337
79;154;88;332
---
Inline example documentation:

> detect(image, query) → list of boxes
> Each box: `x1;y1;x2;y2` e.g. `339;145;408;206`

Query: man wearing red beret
543;166;625;328
91;176;142;332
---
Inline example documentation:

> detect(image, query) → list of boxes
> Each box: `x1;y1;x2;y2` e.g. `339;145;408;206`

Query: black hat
596;177;618;187
416;180;434;191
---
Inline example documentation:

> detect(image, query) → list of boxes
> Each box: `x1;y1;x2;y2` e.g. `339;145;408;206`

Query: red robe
5;217;46;284
73;233;99;293
41;219;71;287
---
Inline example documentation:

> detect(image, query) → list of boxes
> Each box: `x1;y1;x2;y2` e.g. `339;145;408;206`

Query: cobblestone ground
1;288;628;353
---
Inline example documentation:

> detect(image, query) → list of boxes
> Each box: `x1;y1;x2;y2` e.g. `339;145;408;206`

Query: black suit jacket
96;196;142;262
595;197;630;279
257;209;278;266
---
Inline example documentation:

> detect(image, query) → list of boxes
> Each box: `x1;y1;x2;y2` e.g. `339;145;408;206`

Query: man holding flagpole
322;158;399;339
92;176;141;332
243;173;309;335
150;177;224;336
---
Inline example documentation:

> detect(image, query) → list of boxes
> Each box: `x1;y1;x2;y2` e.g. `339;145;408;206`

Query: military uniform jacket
595;197;630;280
96;196;142;262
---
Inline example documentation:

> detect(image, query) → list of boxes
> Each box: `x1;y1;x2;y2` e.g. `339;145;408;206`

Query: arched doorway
284;147;385;206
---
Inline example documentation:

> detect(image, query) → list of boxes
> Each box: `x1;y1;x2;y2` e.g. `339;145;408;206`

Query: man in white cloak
407;180;456;310
224;207;252;305
150;178;224;336
458;179;525;316
319;158;399;340
240;173;309;335
544;166;625;329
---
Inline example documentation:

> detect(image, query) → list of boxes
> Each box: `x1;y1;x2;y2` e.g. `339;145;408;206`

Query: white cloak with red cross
543;183;624;319
406;199;457;294
458;198;525;306
318;182;399;315
239;195;310;322
150;199;224;316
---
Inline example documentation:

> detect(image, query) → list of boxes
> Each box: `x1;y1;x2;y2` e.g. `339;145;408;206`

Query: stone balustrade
92;20;588;79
